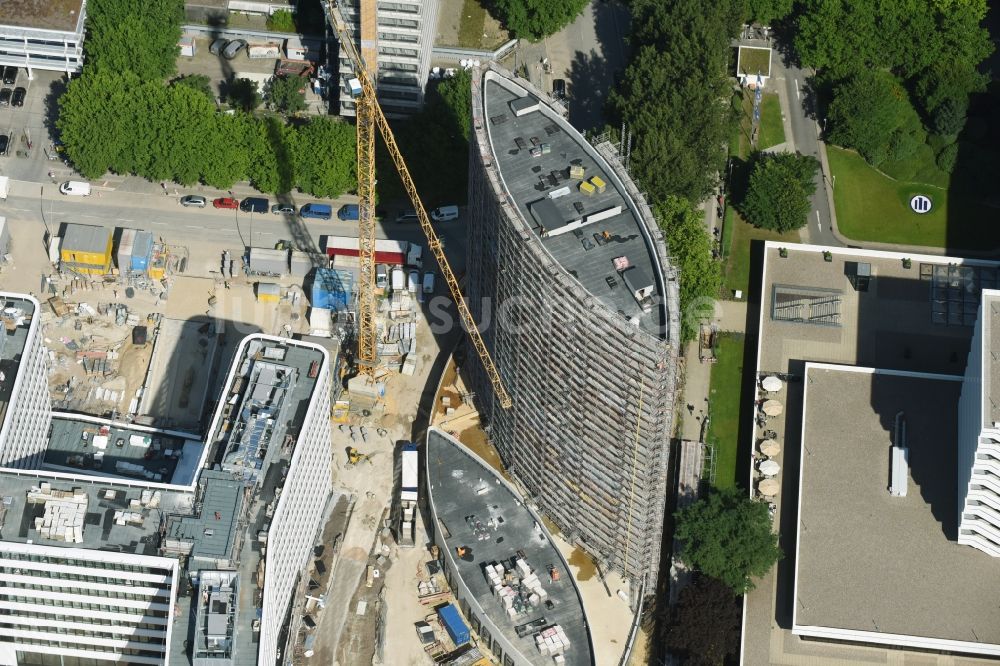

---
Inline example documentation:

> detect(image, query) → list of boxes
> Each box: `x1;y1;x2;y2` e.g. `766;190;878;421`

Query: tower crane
325;1;513;409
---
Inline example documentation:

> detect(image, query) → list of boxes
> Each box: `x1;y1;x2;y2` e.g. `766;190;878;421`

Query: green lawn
722;211;798;297
737;46;771;77
706;333;747;489
757;94;785;151
458;0;488;48
828;146;999;250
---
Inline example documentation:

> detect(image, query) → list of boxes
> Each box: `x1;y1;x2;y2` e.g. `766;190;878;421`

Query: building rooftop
0;0;85;33
482;72;666;338
795;364;1000;655
0;474;192;553
426;428;594;666
43;415;204;485
0;294;36;442
62;223;111;254
164;469;245;568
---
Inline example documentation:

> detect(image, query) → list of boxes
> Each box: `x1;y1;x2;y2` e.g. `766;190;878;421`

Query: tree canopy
827;70;924;167
608;0;742;204
665;575;742;665
269;76;308;114
656;197;721;342
740;152;819;233
85;0;183;79
745;0;794;25
674;486;782;593
491;0;589;40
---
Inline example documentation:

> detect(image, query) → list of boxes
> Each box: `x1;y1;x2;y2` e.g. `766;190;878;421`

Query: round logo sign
910;194;932;214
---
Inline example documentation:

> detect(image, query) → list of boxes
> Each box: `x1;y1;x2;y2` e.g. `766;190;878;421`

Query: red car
213;197;239;209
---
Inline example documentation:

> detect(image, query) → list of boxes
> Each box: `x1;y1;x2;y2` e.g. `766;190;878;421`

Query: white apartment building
0;294;52;470
0;0;86;77
957;289;1000;556
336;0;440;116
0;541;179;665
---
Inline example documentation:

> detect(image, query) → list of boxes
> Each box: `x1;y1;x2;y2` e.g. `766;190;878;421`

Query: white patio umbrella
758;478;780;496
758;459;781;476
759;439;780;457
762;399;784;417
762;376;783;392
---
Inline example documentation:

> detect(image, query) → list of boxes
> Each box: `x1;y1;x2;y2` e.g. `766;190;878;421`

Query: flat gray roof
0;0;85;32
43;416;202;485
0;474;191;553
165;469;244;564
795;365;1000;651
984;291;1000;430
483;74;666;337
0;295;35;440
62;223;112;255
427;428;594;666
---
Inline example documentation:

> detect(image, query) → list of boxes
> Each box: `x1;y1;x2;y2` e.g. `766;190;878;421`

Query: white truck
0;176;9;201
398;443;419;547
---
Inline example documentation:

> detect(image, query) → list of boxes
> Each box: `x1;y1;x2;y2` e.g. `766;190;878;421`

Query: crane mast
326;1;513;408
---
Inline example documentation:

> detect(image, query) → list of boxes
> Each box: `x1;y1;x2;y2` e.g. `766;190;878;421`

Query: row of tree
490;0;589;41
57;0;356;197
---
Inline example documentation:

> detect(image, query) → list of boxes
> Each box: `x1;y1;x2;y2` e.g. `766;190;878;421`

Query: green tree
674;487;782;594
294;117;356;197
492;0;589;40
266;9;296;32
228;78;262;112
172;74;215;102
269;76;308;114
247;115;296;194
655;197;721;342
57;70;139;179
200;113;252;189
665;575;742;665
745;0;794;24
740;152;819;233
827;70;924;166
433;69;472;142
85;0;184;79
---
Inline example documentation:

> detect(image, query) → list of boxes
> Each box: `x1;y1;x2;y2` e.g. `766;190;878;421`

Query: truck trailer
322;235;422;268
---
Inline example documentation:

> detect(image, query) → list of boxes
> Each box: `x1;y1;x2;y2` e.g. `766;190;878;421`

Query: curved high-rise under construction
464;64;681;592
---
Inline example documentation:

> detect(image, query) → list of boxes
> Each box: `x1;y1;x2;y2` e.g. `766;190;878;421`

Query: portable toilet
256;282;280;303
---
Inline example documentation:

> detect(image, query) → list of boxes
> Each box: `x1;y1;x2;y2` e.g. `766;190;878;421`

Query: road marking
8;207;31;212
794;79;800;100
151;221;167;226
185;225;202;230
816;210;821;232
119;218;135;222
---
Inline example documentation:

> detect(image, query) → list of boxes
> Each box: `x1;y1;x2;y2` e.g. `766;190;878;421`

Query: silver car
180;195;207;208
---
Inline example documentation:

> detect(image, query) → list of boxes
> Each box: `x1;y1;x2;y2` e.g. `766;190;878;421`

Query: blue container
437;604;469;646
310;268;353;311
131;231;154;272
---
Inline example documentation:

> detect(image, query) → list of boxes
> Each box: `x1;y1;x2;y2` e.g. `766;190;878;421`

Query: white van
422;271;435;295
390;266;405;293
375;264;389;290
430;205;459;222
407;270;420;294
59;181;92;196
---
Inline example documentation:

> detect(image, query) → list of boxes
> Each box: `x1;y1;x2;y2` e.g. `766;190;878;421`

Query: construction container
131;231;154;272
256;282;280;303
116;229;136;271
590;175;606;193
148;243;167;280
569;165;586;180
61;224;113;275
578;181;595;196
249;247;289;276
310;268;353;311
285;36;321;62
247;42;282;59
290;251;313;278
437;604;470;645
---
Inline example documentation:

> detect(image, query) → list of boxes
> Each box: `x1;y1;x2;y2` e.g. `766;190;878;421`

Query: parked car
240;196;269;213
552;78;566;100
222;39;248;60
213;197;240;209
1;67;16;86
300;203;332;220
11;87;25;107
271;203;296;215
180;194;207;207
209;38;228;56
59;181;92;196
0;88;10;107
0;134;9;157
395;209;418;224
430;205;459;222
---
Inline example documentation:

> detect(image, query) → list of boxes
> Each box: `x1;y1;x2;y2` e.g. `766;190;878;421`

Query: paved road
769;43;842;247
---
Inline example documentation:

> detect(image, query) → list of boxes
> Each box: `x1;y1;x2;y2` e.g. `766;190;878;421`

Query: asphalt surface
769;44;842;247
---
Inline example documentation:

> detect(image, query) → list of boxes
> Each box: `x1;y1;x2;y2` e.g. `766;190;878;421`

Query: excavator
346;447;376;467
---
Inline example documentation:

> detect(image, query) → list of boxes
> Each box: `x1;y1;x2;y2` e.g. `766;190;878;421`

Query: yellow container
256;282;280;303
589;175;606;193
579;181;595;196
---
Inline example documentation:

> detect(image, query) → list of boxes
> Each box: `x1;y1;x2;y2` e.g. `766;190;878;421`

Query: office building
0;0;86;77
464;64;681;591
0;294;51;471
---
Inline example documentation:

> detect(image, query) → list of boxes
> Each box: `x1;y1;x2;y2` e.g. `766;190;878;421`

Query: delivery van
300;203;333;220
337;204;360;221
59;181;92;196
430;205;459;222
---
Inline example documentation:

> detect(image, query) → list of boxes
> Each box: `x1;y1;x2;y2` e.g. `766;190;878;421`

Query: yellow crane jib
325;1;513;409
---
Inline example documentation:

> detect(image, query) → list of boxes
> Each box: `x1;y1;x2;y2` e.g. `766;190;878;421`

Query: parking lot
0;66;64;176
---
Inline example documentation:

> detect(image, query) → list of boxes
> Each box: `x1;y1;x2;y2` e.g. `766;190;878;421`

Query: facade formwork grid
465;71;680;589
